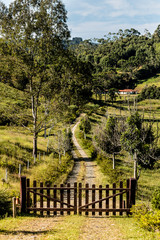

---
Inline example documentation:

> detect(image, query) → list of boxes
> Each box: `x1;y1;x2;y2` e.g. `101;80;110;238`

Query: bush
96;155;124;183
89;145;97;159
31;153;74;186
137;85;160;101
131;203;160;232
151;188;160;210
0;189;12;218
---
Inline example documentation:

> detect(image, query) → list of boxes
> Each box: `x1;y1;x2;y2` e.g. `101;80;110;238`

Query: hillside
135;73;160;92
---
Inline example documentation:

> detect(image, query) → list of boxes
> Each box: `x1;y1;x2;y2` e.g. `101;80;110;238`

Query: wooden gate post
20;176;26;214
129;178;137;208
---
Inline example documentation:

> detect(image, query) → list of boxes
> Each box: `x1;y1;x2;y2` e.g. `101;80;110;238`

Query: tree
121;112;158;179
0;0;70;159
108;88;118;105
93;116;123;169
79;115;91;139
105;116;122;169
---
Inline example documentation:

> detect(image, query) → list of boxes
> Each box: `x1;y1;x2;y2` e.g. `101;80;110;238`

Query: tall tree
0;0;70;159
121;112;158;179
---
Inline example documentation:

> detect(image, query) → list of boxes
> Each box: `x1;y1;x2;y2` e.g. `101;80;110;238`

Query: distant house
118;89;138;95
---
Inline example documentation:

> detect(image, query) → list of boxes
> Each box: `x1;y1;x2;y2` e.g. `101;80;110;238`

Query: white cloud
74;2;103;17
103;0;160;18
104;0;130;10
69;20;160;39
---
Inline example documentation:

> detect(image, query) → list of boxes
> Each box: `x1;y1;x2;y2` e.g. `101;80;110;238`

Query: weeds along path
66;118;96;186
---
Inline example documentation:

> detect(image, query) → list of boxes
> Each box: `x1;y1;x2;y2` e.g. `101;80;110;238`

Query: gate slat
106;184;109;216
99;185;102;216
54;184;57;215
27;179;30;214
113;183;116;216
120;181;123;216
85;183;89;216
74;183;77;215
92;184;95;216
127;179;130;216
47;184;50;216
79;183;82;215
33;180;37;215
40;182;43;216
67;183;70;215
60;184;64;215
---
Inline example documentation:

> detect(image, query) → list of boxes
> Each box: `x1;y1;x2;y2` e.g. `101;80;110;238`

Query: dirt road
67;119;96;186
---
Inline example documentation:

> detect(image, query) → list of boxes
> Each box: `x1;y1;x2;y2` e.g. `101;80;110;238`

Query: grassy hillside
135;73;160;92
0;83;74;196
75;74;160;204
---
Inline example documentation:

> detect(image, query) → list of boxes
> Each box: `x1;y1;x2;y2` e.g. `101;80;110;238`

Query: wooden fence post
129;178;137;208
13;197;16;218
20;176;26;214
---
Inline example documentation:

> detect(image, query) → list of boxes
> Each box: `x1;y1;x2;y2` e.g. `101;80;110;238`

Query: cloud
104;0;130;10
74;2;103;17
68;20;159;39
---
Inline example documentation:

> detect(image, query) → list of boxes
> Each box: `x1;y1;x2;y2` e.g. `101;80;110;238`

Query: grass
0;215;85;240
0;124;74;196
0;215;159;239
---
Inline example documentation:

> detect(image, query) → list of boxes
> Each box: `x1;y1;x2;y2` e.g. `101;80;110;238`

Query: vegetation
0;0;160;238
71;26;160;92
0;189;12;217
138;85;160;101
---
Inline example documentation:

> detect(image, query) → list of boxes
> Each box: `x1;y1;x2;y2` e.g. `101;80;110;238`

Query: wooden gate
78;179;136;216
20;177;136;216
20;177;77;216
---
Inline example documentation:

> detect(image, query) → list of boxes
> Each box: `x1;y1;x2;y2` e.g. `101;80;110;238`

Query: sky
4;0;160;40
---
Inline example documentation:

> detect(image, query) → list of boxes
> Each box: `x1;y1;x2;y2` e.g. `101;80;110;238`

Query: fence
20;176;137;216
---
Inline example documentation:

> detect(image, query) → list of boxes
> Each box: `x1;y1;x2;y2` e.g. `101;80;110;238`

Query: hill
135;73;160;92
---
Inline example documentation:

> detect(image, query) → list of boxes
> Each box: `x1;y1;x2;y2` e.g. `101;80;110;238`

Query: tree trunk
113;152;115;169
44;122;46;139
31;82;39;159
33;132;38;159
133;151;138;179
134;159;137;179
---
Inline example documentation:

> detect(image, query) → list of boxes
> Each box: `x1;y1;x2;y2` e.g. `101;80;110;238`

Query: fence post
13;197;16;218
129;178;137;208
20;176;26;214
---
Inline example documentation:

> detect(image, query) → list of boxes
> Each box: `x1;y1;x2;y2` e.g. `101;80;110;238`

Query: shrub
131;203;160;232
151;188;160;210
31;153;74;186
137;85;160;101
96;154;124;183
89;145;97;159
0;189;12;217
